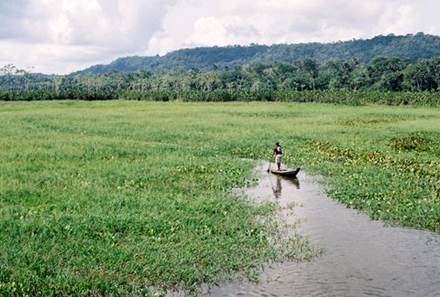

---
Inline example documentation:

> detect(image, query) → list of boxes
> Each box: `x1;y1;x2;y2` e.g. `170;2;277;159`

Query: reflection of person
272;175;282;199
273;142;283;171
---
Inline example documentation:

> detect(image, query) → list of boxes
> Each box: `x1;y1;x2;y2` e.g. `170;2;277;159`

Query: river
209;164;440;297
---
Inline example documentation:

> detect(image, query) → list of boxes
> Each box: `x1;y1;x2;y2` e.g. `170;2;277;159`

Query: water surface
209;164;440;297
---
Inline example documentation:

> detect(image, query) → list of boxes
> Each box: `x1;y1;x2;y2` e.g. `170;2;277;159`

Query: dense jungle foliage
1;55;440;105
78;33;440;74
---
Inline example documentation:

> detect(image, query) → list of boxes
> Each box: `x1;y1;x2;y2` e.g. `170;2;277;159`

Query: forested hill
78;33;440;74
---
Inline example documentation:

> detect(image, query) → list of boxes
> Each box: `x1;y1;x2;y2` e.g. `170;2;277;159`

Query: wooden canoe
270;167;301;178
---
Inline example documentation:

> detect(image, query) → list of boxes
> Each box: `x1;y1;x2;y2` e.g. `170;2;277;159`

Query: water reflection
210;163;440;297
271;175;282;199
270;175;300;199
289;177;300;190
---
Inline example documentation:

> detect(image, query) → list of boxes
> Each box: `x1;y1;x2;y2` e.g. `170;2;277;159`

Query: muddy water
209;164;440;297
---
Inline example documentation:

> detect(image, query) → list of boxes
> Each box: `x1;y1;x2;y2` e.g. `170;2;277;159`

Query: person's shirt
273;146;282;155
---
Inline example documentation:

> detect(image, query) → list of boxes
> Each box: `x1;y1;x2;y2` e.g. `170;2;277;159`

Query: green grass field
1;101;440;296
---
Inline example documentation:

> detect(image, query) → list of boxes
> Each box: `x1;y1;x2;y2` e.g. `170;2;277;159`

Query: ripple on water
209;163;440;297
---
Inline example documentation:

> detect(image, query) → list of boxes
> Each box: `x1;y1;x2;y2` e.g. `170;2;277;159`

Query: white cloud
0;40;118;74
0;0;175;74
1;0;439;73
147;0;440;53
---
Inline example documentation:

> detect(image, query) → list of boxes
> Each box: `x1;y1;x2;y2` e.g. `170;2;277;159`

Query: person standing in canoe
273;142;282;171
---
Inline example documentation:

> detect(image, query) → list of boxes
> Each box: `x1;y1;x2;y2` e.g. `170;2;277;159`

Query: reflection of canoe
270;167;300;178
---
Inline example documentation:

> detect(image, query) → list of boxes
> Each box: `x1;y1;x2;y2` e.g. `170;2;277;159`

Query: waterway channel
209;164;440;297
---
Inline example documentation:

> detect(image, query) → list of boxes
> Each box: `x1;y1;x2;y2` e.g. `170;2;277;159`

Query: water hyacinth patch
1;100;440;295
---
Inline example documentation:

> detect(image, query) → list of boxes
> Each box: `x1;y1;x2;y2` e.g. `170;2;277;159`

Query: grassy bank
1;101;440;295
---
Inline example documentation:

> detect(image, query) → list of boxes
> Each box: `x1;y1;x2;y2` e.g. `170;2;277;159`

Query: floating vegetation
1;101;440;295
340;114;409;127
391;132;432;152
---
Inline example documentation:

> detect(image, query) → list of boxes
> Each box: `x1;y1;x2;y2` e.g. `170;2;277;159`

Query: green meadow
1;101;440;296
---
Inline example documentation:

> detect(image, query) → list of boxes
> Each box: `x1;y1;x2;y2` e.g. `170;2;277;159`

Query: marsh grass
391;132;435;152
1;101;440;295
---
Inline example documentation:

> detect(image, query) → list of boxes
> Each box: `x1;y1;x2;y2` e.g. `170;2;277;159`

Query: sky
0;0;439;74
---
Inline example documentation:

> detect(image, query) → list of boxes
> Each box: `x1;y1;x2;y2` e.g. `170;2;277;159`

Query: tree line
79;33;440;74
1;56;440;105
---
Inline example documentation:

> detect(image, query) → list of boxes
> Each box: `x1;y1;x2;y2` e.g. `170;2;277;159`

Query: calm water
209;164;440;297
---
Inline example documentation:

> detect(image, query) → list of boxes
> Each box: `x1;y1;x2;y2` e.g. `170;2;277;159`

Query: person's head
276;142;280;146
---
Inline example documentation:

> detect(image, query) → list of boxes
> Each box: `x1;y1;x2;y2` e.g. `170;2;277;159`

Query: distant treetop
76;33;440;75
